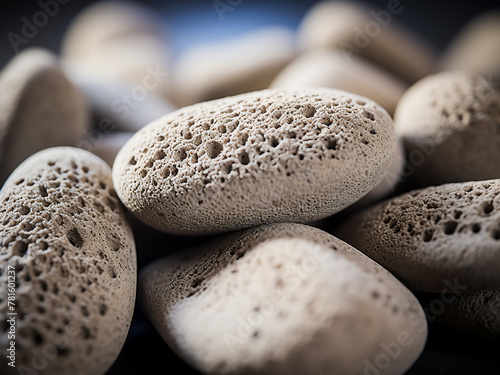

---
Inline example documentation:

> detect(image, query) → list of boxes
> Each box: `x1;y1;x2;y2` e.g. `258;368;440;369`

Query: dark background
1;0;500;374
1;0;500;69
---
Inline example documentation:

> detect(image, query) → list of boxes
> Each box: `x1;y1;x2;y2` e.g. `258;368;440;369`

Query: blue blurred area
157;0;315;59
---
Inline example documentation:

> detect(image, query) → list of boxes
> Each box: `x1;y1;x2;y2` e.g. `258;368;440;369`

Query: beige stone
441;11;500;80
394;71;500;187
61;1;173;103
336;179;500;292
140;223;427;375
0;147;136;375
113;88;397;234
297;1;435;83
0;48;89;185
270;49;407;114
174;27;296;107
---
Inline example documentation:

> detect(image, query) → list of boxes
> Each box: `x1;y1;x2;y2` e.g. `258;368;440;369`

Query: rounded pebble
140;223;427;375
297;1;435;83
441;11;500;80
0;147;137;375
61;1;173;103
336;179;500;292
174;27;296;107
394;71;500;187
270;49;407;115
0;48;89;185
113;88;398;234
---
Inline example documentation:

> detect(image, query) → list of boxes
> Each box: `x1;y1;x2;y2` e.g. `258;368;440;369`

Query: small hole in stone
67;228;83;248
422;230;433;242
239;151;250;165
39;185;48;197
33;329;44;345
19;206;30;215
363;111;375;121
492;230;500;240
325;138;338;150
129;157;137;166
472;223;481;233
206;141;223;159
443;221;458;235
302;104;316;118
140;170;148;178
482;201;494;215
82;166;89;173
99;304;108;316
12;242;29;256
15;179;24;185
269;136;279;147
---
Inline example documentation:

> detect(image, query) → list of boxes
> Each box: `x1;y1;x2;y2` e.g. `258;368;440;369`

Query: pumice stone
336;179;500;293
0;147;137;375
394;71;500;187
0;48;89;185
113;88;398;234
140;223;427;375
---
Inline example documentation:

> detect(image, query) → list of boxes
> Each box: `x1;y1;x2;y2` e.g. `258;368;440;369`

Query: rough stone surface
297;1;435;83
270;49;407;115
113;88;397;234
336;179;500;292
140;223;427;375
0;147;136;375
0;48;89;185
394;71;500;187
174;27;296;107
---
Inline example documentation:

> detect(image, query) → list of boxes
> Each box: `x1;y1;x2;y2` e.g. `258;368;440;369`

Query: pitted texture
394;71;500;187
336;179;500;292
0;48;89;185
113;88;397;234
140;223;427;375
0;147;136;375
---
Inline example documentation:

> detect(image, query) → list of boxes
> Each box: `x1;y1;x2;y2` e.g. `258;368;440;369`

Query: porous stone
297;1;435;83
336;179;500;292
61;1;173;103
113;88;398;234
270;49;407;114
394;71;500;187
441;11;500;80
0;147;136;375
140;223;427;375
173;27;296;107
0;48;89;185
